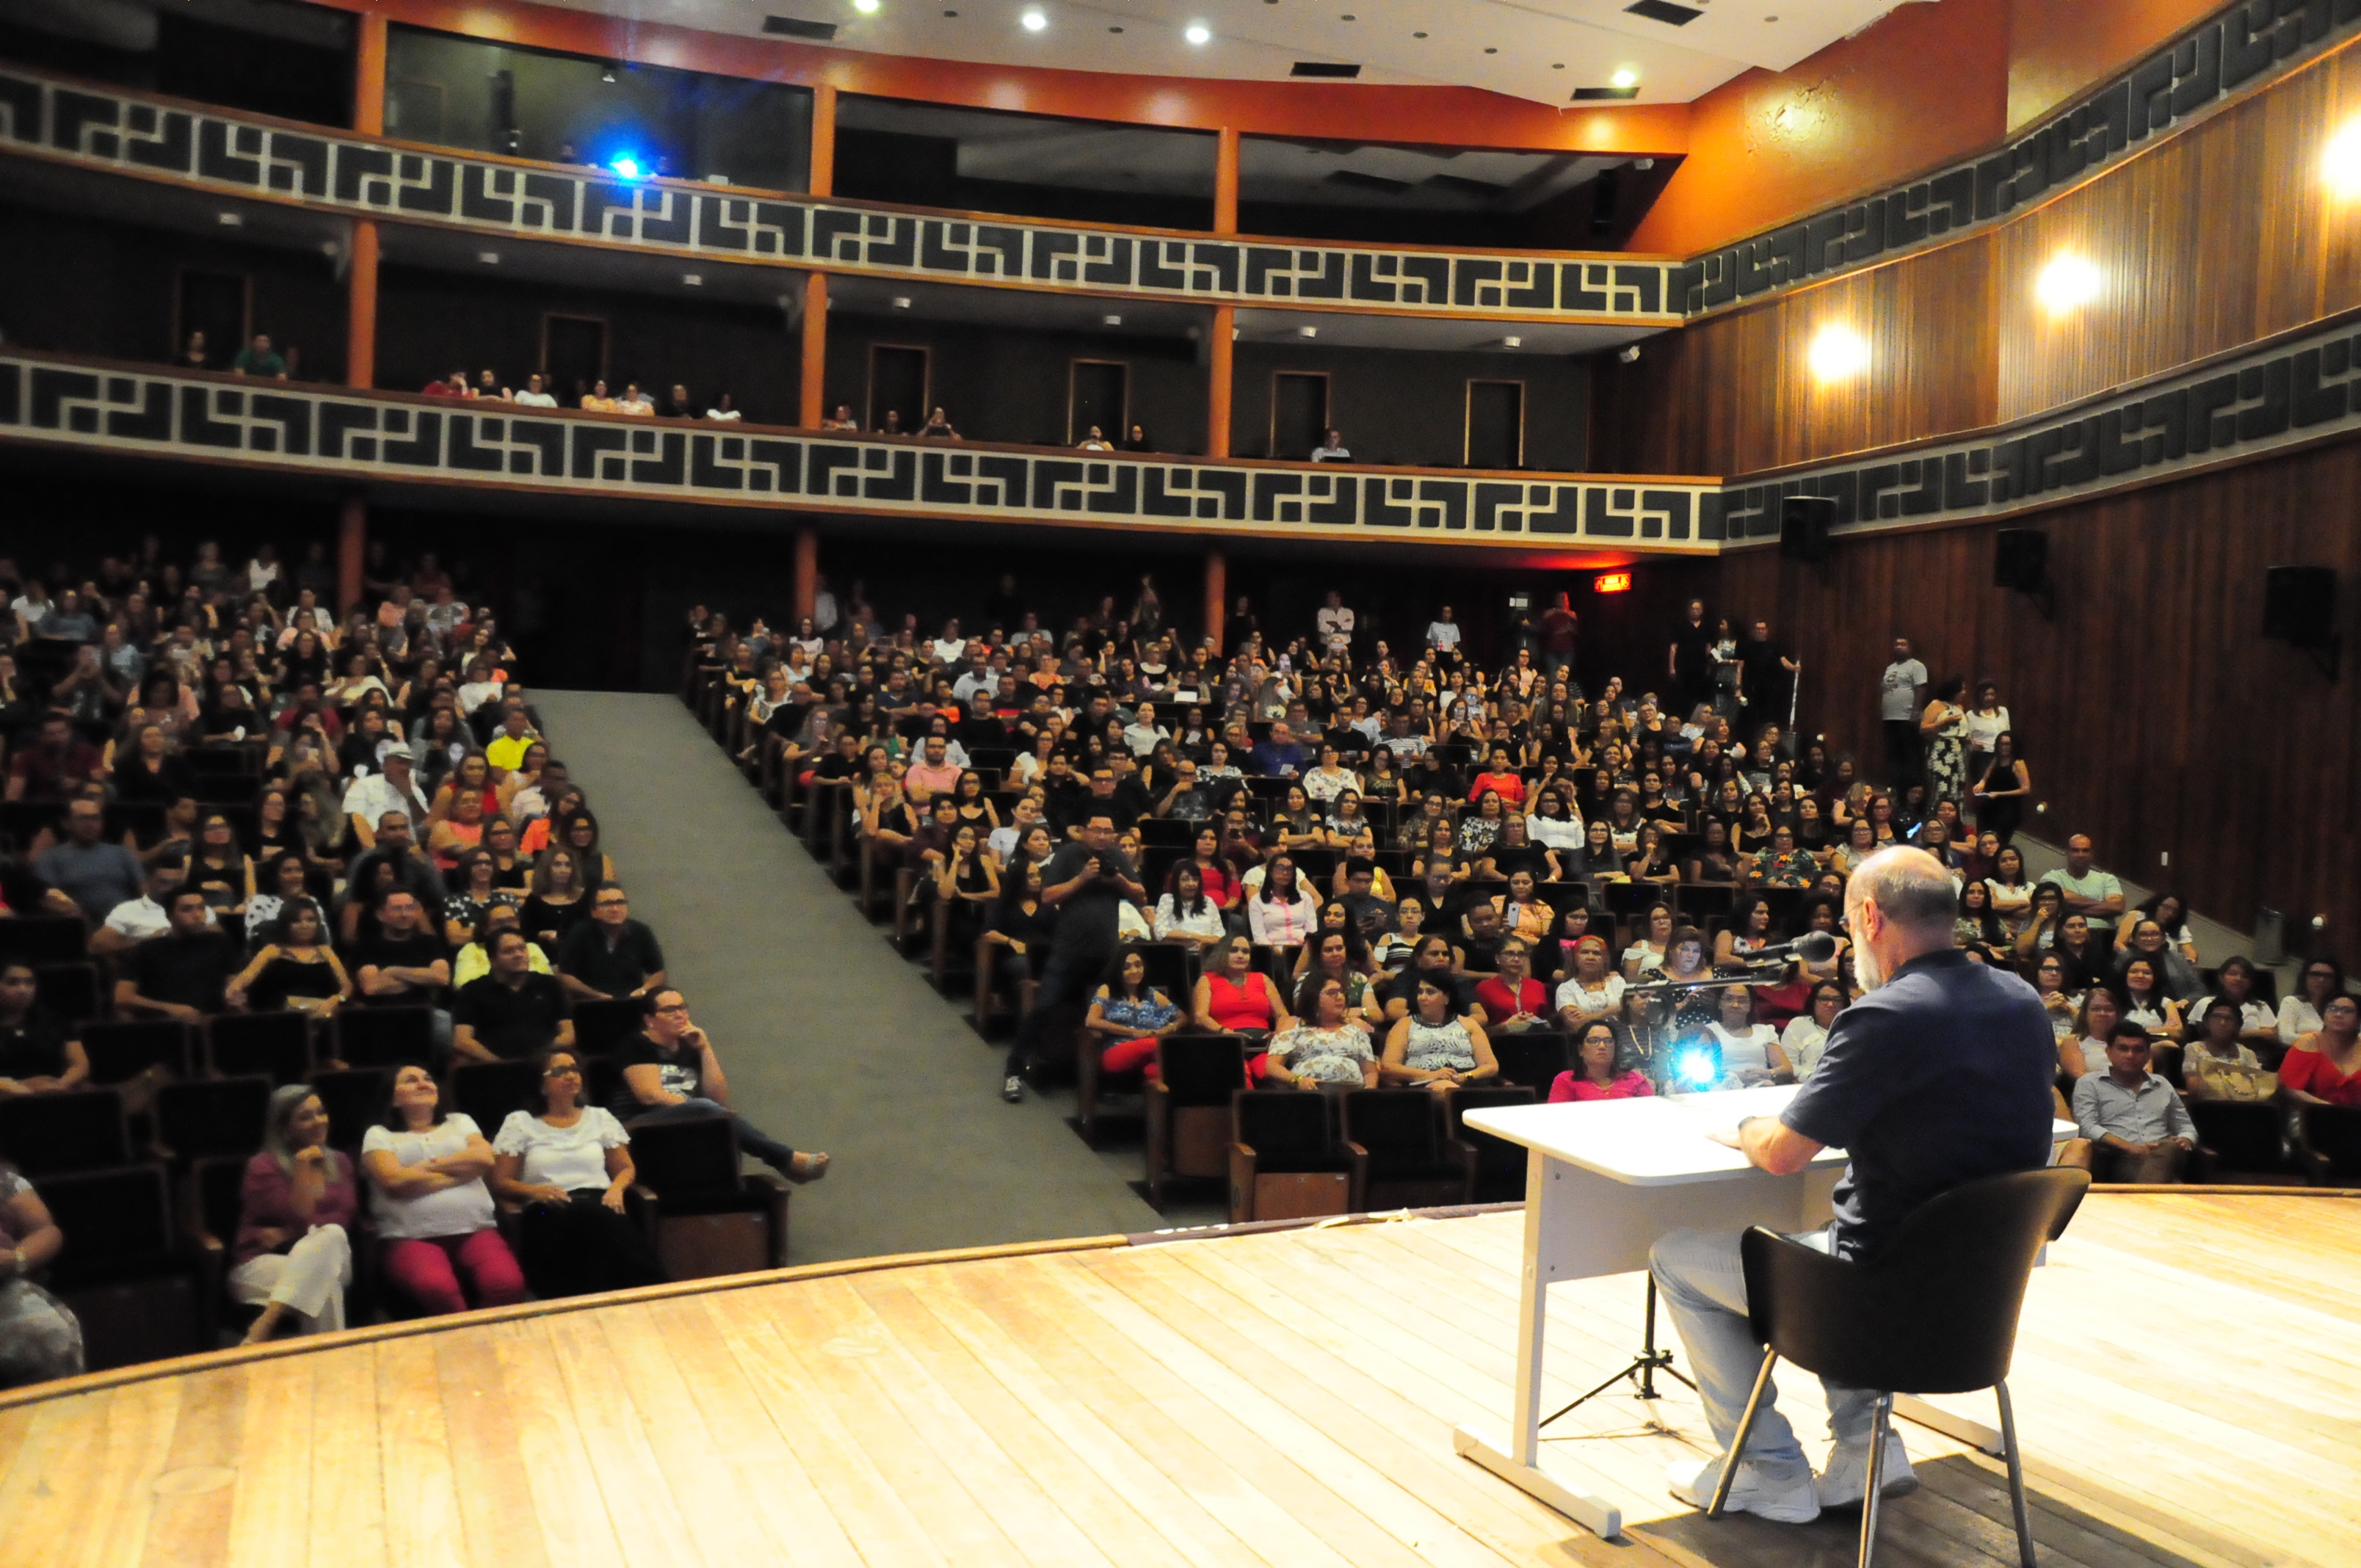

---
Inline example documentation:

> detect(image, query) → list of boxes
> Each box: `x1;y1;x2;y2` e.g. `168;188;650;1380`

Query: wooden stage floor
3;1192;2354;1568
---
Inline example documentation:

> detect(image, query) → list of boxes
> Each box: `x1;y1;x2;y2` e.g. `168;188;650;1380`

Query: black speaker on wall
1780;496;1835;563
2263;565;2340;678
1993;529;2048;591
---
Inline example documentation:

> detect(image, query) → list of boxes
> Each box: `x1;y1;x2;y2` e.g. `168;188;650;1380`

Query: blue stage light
609;155;642;179
1678;1049;1718;1087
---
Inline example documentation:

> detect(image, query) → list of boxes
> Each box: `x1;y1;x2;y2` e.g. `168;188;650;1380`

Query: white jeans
228;1224;352;1334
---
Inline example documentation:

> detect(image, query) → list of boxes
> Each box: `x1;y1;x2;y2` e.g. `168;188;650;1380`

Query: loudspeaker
2263;565;2335;643
1780;496;1835;562
1994;529;2048;591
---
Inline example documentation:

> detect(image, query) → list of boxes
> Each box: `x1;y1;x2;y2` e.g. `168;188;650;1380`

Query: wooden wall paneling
1702;443;2361;957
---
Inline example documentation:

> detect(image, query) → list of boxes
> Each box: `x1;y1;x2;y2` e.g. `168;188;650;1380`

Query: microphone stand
1537;959;1793;1429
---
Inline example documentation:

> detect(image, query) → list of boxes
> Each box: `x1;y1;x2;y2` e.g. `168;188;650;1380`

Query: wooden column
353;12;387;136
337;494;367;612
799;273;829;427
1203;550;1226;654
808;84;837;197
1213;126;1239;236
1206;305;1233;458
793;527;819;623
346;219;379;390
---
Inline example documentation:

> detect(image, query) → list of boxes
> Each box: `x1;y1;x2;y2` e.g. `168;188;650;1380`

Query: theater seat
1145;1034;1243;1208
1448;1084;1538;1202
2296;1104;2361;1185
80;1020;193;1087
1230;1089;1354;1224
207;1012;313;1086
1488;1031;1571;1093
33;962;101;1027
570;996;645;1057
37;1163;213;1369
2186;1099;2293;1185
449;1059;543;1136
627;1111;788;1280
0;1088;130;1175
153;1075;273;1166
1342;1089;1477;1212
333;1006;436;1070
309;1067;390;1155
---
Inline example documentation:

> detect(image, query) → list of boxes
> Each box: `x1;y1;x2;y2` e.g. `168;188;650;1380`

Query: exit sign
1593;571;1633;594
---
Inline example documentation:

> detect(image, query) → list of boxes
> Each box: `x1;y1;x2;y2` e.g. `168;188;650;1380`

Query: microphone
1747;931;1839;964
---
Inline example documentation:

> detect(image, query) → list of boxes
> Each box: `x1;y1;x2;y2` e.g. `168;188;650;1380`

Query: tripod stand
1538;1273;1695;1426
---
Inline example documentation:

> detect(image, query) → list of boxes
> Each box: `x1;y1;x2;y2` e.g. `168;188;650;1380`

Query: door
1069;360;1128;446
867;344;929;434
174;270;249;368
542;314;607;403
1466;380;1524;470
1271;371;1329;460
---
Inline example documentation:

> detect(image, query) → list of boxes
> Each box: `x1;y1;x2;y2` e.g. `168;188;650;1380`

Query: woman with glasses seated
490;1045;667;1299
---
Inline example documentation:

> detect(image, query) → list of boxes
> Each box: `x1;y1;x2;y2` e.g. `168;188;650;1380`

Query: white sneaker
1816;1431;1918;1508
1667;1455;1822;1525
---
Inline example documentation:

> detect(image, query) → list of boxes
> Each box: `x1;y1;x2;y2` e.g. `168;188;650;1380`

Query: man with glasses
451;929;573;1064
556;885;667;1003
610;989;828;1183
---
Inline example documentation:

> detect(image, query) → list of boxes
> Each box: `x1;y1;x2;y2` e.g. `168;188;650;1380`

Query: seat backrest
1131;943;1195;1006
190;1153;249;1250
37;1162;175;1279
310;1067;390;1153
0;912;86;965
207;1012;314;1086
1742;1166;2090;1395
0;1087;129;1175
1447;1084;1537;1135
1234;1089;1332;1158
449;1060;544;1136
628;1111;743;1200
570;997;645;1057
334;1006;436;1069
155;1075;273;1163
2302;1104;2361;1178
2186;1098;2286;1172
80;1020;192;1084
1341;1089;1440;1171
1490;1031;1570;1091
1678;883;1734;921
34;961;101;1026
1157;1034;1245;1105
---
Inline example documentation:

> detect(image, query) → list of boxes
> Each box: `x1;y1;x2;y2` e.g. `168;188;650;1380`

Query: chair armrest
1343;1140;1372;1160
744;1171;791;1267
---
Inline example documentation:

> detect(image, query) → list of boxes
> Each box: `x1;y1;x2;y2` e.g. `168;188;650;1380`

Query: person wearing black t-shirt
556;887;667;1002
116;890;239;1020
1669;598;1714;719
1004;813;1141;1103
451;931;573;1064
352;889;454;1052
609;988;828;1183
0;961;87;1095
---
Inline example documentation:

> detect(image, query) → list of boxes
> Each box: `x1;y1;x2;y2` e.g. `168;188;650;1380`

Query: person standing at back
1878;637;1929;791
1668;600;1713;719
1650;846;2057;1525
1004;812;1142;1104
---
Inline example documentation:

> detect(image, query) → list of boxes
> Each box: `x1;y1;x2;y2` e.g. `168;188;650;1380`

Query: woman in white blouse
2277;959;2346;1045
1707;985;1791;1087
490;1047;666;1299
1152;863;1229;953
1247;856;1322;948
1779;981;1846;1082
362;1065;526;1315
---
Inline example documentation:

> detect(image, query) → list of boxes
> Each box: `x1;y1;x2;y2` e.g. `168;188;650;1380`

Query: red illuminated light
1592;572;1633;594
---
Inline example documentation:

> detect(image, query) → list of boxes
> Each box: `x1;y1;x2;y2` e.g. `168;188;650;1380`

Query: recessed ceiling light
682;272;703;286
1103;313;1123;326
852;0;880;12
1502;335;1522;348
217;211;243;226
1298;324;1319;338
893;295;913;308
1020;7;1046;29
1611;67;1638;87
477;250;499;264
1185;21;1211;43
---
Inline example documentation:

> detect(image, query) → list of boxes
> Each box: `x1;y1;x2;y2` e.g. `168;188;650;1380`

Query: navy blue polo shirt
1781;948;2056;1262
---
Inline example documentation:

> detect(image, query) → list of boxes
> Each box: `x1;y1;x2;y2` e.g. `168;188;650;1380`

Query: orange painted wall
298;0;1688;155
1624;0;2014;258
2006;0;2226;131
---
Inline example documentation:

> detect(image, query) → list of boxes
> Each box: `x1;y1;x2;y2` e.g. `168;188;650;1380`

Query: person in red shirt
1468;746;1528;807
1550;1020;1656;1103
1539;592;1579;683
2282;994;2361;1106
421;369;472;398
1473;936;1550;1031
5;712;105;803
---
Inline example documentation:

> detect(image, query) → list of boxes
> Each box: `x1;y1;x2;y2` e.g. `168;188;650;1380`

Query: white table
1451;1086;2076;1537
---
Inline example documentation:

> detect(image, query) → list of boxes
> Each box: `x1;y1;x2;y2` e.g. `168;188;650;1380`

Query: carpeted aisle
532;689;1174;1263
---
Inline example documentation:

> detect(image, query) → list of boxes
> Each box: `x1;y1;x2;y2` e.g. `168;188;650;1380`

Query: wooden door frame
1067;357;1131;446
1465;377;1526;468
538;312;609;388
170;267;254;364
866;342;932;432
1269;369;1331;460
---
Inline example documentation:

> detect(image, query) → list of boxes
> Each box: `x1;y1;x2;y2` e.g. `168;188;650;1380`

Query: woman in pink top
1549;1021;1656;1103
232;1084;360;1342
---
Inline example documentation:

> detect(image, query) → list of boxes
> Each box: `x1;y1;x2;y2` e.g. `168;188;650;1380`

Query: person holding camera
1004;812;1142;1103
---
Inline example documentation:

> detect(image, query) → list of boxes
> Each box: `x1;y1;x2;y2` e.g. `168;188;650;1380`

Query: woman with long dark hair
490;1046;666;1299
1968;730;2031;845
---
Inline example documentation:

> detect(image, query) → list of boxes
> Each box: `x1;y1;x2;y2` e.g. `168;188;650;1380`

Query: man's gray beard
1854;940;1885;992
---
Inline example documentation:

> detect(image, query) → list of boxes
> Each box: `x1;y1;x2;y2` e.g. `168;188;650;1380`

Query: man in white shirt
811;575;839;634
2038;834;2127;932
1310;428;1350;462
1878;636;1929;789
96;857;217;954
929;620;966;665
512;373;558;408
1426;606;1462;651
706;395;741;421
1315;590;1356;658
342;752;432;848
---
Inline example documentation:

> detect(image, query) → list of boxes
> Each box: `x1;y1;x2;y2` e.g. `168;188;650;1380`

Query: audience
360;1064;527;1315
2069;1025;2195;1183
609;989;830;1183
490;1045;667;1299
231;1085;358;1341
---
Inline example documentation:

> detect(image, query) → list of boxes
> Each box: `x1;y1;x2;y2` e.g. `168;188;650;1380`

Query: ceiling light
1617;344;1642;363
682;272;703;286
1020;7;1046;29
1807;325;1869;382
2034;253;2103;314
477;250;500;264
1103;313;1123;326
1502;335;1522;349
1186;22;1211;43
600;65;617;83
1610;67;1639;88
217;211;243;227
853;0;881;10
892;295;913;309
1298;324;1319;338
2326;117;2361;197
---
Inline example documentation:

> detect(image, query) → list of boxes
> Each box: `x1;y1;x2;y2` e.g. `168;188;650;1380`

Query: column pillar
353;13;387;136
1206;305;1233;458
799;272;829;427
337;494;367;613
346;219;379;390
1203;550;1227;655
793;526;819;623
1213;126;1239;235
808;84;837;197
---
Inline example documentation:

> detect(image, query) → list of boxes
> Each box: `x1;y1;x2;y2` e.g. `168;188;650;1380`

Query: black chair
1342;1089;1477;1211
80;1020;194;1086
36;1162;214;1368
1448;1084;1537;1202
1145;1034;1244;1208
0;1087;130;1175
1708;1168;2092;1568
1490;1031;1571;1093
1229;1089;1354;1222
333;1006;437;1069
311;1066;391;1155
33;961;101;1026
570;996;645;1057
2186;1099;2293;1184
2296;1103;2361;1183
450;1058;543;1135
626;1111;788;1280
207;1012;315;1086
153;1075;273;1165
0;915;84;966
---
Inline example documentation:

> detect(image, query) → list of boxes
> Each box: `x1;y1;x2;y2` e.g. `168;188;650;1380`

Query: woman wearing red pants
361;1064;526;1315
1087;949;1186;1080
